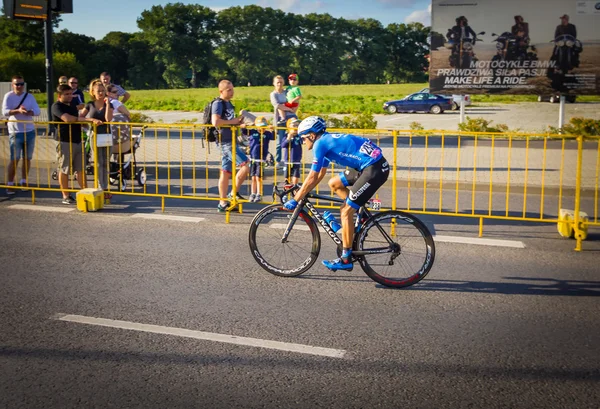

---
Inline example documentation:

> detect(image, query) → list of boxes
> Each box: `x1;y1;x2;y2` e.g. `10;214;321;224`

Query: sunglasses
69;82;78;84
14;82;25;86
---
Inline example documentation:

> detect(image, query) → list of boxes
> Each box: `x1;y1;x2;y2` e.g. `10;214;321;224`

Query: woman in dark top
80;79;113;199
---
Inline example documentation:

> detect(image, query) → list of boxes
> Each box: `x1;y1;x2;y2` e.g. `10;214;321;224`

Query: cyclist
283;116;390;271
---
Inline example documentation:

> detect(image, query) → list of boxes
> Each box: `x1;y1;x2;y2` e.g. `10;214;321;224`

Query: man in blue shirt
211;80;250;212
283;116;390;271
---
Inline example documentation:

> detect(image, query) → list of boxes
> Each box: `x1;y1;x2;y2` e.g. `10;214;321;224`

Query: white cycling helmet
298;116;327;138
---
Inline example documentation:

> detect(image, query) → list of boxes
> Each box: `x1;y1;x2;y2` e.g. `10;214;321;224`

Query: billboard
429;0;600;95
3;0;48;20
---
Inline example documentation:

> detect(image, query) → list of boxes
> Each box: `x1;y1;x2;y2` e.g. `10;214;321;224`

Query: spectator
58;76;68;85
1;75;41;194
285;73;302;110
51;84;102;204
245;116;274;203
270;75;296;165
100;71;130;103
106;84;131;156
281;117;302;185
212;80;249;212
68;77;86;110
80;79;113;201
106;85;130;120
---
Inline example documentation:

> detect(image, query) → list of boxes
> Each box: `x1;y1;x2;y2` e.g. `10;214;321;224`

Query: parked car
419;87;471;110
383;92;453;114
537;94;577;103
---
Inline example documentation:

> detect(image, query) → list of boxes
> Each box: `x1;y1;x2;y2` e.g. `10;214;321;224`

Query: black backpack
202;97;222;142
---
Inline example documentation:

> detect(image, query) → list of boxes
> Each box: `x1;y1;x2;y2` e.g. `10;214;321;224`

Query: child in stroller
108;116;147;191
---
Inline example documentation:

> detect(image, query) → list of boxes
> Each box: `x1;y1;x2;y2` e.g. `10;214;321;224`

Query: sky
57;0;432;40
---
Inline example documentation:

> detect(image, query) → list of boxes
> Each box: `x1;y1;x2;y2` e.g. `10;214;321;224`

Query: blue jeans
219;142;249;173
9;130;36;161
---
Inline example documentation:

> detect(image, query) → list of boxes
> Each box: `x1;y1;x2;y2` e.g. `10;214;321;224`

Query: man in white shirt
1;75;41;194
100;71;130;103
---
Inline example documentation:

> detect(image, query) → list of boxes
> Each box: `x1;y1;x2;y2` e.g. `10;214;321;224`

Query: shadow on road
400;277;600;296
0;345;598;382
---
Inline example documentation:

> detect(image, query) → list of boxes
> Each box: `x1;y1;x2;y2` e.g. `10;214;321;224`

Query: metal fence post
92;124;98;189
392;130;398;211
573;135;584;251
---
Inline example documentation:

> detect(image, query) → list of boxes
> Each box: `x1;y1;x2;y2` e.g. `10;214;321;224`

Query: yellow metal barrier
1;119;598;250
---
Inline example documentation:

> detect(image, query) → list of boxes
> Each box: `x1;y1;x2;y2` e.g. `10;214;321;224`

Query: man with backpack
210;80;250;212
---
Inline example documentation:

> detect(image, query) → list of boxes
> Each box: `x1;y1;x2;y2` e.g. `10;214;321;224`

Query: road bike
248;184;435;288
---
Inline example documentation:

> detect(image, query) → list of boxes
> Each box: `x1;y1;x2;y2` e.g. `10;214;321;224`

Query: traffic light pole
44;6;53;124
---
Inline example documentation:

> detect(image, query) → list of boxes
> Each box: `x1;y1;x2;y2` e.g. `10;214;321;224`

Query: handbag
96;132;113;147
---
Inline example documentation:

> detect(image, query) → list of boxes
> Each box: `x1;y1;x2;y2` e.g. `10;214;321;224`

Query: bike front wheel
355;210;435;288
249;205;321;277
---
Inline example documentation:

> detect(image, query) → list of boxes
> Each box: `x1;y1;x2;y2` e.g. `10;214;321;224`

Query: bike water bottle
323;211;342;233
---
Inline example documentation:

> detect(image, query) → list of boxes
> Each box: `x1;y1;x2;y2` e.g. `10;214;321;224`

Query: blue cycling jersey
310;132;383;173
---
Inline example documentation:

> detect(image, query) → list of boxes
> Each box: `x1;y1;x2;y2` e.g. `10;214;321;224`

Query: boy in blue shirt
281;117;303;185
245;116;274;203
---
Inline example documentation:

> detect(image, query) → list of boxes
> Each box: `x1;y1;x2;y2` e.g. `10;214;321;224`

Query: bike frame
279;190;396;258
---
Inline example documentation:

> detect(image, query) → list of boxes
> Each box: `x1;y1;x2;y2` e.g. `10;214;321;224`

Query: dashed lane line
53;314;348;359
8;204;74;213
433;235;526;248
131;213;205;223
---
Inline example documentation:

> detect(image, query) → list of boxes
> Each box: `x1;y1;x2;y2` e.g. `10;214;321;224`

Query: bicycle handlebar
272;183;345;205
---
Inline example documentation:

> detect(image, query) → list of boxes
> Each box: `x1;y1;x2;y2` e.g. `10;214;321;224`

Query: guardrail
1;119;598;251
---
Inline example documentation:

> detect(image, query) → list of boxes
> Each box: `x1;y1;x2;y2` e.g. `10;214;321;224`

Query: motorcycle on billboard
490;32;538;63
445;29;486;69
550;34;583;73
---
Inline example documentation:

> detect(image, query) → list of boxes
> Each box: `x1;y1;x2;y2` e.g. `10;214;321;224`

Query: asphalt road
1;198;599;409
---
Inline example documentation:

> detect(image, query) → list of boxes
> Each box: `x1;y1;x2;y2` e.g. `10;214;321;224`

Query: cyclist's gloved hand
283;198;298;211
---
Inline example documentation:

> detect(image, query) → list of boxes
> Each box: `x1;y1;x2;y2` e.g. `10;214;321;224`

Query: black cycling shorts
340;157;389;209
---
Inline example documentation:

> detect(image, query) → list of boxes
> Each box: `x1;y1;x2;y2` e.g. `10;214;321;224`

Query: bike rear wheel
249;205;321;277
355;210;435;288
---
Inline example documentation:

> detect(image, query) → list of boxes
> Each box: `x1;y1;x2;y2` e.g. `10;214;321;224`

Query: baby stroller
108;118;147;191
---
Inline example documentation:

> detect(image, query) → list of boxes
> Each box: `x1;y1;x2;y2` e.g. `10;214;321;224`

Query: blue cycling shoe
322;258;353;272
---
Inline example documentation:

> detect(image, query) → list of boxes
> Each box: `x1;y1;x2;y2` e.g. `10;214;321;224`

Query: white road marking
270;223;311;231
53;314;347;359
383;115;411;122
8;204;74;213
131;213;205;223
434;235;525;248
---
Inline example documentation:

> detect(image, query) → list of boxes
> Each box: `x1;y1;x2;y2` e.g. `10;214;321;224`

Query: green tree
342;19;389;84
215;5;295;86
0;50;82;90
54;29;96;64
385;22;430;83
127;34;166;89
0;14;60;55
137;3;218;88
292;13;348;85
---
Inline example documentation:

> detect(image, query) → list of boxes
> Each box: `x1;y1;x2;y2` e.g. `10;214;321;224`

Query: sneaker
62;195;76;205
322;258;353;272
6;183;16;196
248;193;256;203
253;194;262;203
19;179;28;191
217;201;231;213
227;192;246;201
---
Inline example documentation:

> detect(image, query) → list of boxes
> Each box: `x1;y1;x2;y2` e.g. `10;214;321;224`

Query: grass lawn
33;83;599;114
